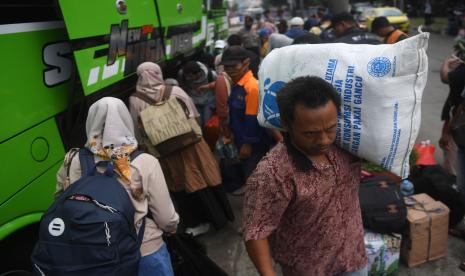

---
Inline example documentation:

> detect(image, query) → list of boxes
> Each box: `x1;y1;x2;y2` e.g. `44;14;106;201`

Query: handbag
359;176;407;234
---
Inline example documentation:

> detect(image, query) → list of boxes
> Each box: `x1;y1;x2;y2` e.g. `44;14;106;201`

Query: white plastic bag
258;32;429;177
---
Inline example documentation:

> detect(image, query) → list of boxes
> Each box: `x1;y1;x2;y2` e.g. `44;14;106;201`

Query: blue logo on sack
367;57;391;77
263;78;286;128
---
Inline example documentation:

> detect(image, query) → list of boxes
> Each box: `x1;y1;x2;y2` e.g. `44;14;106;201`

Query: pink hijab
135;62;199;118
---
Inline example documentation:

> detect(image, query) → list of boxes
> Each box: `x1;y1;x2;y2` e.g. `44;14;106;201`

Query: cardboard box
365;229;401;276
401;193;449;267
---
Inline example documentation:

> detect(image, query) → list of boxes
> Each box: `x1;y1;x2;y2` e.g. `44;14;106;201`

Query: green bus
0;0;228;273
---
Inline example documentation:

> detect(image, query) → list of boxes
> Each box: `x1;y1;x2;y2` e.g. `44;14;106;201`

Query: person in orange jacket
371;16;408;44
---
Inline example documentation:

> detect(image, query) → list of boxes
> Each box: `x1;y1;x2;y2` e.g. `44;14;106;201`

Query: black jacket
442;64;465;121
334;27;381;45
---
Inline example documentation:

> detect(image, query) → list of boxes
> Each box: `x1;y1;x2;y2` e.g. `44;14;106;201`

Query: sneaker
185;223;210;236
231;186;246;196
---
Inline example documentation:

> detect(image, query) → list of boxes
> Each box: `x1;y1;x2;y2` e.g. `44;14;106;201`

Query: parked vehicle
363;7;410;33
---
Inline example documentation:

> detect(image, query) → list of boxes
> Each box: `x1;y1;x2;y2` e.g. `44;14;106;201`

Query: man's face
245;17;254;29
224;58;250;83
333;21;348;37
374;27;389;38
286;101;338;157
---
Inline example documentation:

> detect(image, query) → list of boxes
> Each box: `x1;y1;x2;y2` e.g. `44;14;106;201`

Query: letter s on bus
43;42;72;87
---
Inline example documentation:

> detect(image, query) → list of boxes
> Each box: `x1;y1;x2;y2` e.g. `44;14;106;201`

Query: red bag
414;141;437;166
204;115;220;151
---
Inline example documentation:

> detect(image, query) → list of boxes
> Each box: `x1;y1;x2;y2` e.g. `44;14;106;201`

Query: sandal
449;228;465;240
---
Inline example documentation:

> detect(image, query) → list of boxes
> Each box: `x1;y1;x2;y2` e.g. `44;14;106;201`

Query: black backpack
31;148;144;275
359;176;407;234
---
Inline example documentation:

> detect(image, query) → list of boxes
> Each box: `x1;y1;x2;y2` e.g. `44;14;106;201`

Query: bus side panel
156;0;206;59
57;0;158;40
0;27;70;143
58;0;162;95
0;118;65;213
0;161;61;239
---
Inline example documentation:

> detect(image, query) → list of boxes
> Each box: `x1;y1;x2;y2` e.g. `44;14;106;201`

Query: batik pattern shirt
242;142;367;276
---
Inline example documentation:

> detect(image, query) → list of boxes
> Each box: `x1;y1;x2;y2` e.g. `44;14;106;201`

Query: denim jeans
335;265;368;276
138;243;174;276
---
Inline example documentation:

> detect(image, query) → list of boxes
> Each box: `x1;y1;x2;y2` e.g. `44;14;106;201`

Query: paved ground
197;32;465;275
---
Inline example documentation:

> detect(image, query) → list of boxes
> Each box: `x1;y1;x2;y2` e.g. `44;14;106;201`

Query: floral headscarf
85;97;137;183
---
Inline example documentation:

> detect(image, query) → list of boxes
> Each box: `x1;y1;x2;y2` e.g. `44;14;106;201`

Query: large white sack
258;32;429;178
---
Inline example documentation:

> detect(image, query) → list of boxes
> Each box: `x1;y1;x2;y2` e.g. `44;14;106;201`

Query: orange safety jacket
385;29;407;44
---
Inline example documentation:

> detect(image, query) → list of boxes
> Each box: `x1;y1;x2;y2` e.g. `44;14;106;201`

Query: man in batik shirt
242;76;368;276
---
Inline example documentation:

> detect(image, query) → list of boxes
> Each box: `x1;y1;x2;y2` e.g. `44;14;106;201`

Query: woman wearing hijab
258;28;273;58
130;62;234;236
178;61;217;126
55;97;179;275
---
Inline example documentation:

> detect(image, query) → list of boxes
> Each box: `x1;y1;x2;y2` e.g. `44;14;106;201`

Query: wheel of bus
0;224;39;275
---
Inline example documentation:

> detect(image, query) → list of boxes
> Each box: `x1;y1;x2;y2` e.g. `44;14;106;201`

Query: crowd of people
46;7;465;276
234;7;409;55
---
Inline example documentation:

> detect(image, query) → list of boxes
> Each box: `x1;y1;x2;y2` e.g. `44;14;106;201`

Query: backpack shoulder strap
64;148;79;176
79;148;96;176
163;85;173;101
63;148;79;186
133;92;157;105
138;218;146;244
176;98;191;118
130;150;144;161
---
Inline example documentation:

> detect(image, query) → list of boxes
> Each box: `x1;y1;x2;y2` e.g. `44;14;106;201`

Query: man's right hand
245;239;276;276
439;133;452;151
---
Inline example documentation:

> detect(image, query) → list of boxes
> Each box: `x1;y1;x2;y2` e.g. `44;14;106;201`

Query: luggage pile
364;229;402;275
359;174;406;276
360;152;457;275
401;194;449;267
